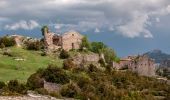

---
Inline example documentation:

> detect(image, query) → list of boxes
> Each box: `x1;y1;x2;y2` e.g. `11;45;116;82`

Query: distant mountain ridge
144;49;170;64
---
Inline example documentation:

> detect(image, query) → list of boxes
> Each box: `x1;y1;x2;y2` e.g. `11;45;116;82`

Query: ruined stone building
10;35;24;47
113;55;156;77
44;30;83;51
10;35;38;47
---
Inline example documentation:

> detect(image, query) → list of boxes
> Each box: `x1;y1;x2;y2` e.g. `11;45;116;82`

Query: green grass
0;47;63;83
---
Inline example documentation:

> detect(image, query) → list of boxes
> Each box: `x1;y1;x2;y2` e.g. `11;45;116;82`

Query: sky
0;0;170;57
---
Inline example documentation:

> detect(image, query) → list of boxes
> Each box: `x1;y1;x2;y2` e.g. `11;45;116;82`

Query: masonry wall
129;55;156;77
62;31;83;51
44;32;61;51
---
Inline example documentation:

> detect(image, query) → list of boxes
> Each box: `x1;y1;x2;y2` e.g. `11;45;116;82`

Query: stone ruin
9;34;39;47
72;52;100;65
113;55;156;77
44;29;83;52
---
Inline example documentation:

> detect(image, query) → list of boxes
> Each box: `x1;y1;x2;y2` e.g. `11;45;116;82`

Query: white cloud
117;12;153;38
1;0;170;38
94;28;100;33
0;17;9;22
109;27;114;31
156;18;160;22
5;20;39;30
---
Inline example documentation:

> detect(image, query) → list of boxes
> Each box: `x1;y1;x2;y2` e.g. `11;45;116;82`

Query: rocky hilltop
145;49;170;64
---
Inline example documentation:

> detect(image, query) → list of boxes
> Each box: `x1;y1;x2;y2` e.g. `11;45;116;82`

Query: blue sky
0;0;170;57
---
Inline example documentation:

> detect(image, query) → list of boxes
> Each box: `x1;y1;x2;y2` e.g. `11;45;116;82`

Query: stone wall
72;53;100;65
129;55;156;77
44;30;83;51
62;31;83;51
44;81;61;93
113;55;156;77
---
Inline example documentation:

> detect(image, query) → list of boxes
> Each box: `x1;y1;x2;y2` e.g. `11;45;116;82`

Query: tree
41;25;49;36
90;42;107;53
102;48;117;63
80;36;91;50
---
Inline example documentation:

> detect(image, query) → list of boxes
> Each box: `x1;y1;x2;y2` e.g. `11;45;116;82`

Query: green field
0;47;63;83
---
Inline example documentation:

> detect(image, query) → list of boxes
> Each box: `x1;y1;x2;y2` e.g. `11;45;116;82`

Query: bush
41;52;47;56
102;48;117;63
60;82;81;98
0;81;6;89
0;36;15;47
8;80;27;94
80;36;91;50
42;65;69;84
49;92;61;98
3;51;12;57
98;58;106;67
88;64;98;72
0;43;5;49
35;88;48;95
25;41;44;51
63;59;76;70
27;73;44;89
59;49;70;59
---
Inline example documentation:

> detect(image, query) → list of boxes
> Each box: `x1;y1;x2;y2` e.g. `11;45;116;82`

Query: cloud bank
5;20;39;30
0;0;170;38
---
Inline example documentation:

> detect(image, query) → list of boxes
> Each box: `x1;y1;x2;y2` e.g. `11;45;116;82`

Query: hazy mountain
144;50;170;64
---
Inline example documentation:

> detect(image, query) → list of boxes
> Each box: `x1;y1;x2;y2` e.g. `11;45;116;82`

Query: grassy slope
0;47;63;83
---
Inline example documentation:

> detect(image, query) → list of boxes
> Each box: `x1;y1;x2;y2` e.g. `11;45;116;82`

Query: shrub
49;92;61;98
60;82;81;98
41;52;47;56
3;51;12;57
8;80;27;94
35;88;48;95
42;66;69;84
77;76;91;89
63;59;76;70
80;36;91;50
0;43;5;49
25;41;44;51
0;36;15;47
0;81;6;89
102;48;117;63
98;58;106;67
88;64;98;72
8;80;19;92
59;49;70;59
27;73;44;89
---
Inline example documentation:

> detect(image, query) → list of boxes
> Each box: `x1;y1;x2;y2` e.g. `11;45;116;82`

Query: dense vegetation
80;36;120;63
26;65;170;100
0;36;15;47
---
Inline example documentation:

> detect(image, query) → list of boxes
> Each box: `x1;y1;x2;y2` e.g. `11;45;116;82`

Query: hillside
0;47;63;82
